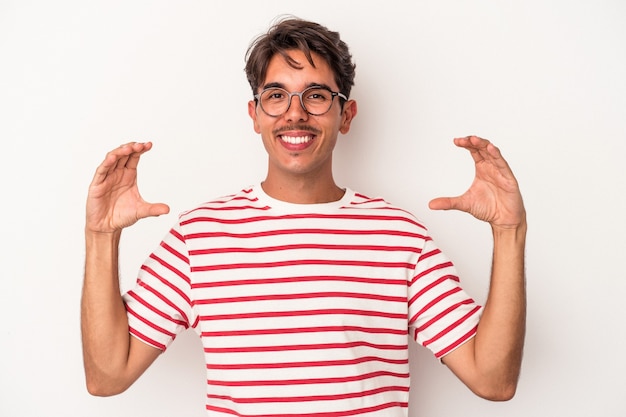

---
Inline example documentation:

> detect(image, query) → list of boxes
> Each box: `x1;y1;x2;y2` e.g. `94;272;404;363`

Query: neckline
252;183;354;213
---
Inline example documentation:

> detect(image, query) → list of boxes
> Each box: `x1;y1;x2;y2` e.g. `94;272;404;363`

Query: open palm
429;136;525;230
86;142;169;233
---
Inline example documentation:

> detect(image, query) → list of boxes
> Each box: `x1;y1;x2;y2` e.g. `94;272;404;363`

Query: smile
280;135;313;145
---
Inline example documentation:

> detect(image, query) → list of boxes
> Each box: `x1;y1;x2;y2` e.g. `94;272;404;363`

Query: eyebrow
261;82;334;91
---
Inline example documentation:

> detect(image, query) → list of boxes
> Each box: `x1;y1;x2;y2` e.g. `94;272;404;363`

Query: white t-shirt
123;184;481;416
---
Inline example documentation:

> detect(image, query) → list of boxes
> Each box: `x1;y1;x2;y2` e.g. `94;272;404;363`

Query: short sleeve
122;221;195;351
408;236;482;359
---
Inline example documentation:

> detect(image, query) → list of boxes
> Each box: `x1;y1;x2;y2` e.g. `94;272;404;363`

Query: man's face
248;49;356;181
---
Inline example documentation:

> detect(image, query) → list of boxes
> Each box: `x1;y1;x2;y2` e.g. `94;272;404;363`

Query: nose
284;92;309;121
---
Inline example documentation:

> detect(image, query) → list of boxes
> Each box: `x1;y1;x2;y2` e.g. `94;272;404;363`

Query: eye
263;89;287;101
305;89;330;102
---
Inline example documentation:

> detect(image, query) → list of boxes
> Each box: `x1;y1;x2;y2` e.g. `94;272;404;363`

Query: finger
455;136;515;178
454;135;489;147
453;136;492;163
91;151;122;186
485;142;514;173
113;142;152;170
478;142;518;181
111;151;132;172
429;196;464;211
148;203;170;217
137;202;170;220
123;141;153;170
92;142;152;185
102;143;138;173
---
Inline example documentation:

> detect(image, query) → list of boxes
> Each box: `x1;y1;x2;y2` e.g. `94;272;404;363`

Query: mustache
273;125;321;136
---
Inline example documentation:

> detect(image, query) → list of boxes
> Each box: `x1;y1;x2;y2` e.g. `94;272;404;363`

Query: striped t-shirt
123;185;481;416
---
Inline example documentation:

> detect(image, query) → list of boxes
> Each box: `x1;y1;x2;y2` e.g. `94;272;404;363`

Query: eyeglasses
254;86;347;117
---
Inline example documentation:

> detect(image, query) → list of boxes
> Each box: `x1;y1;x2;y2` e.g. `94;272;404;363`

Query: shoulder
344;189;429;233
177;186;270;223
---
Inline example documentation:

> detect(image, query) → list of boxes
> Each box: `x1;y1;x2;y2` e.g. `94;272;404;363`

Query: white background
1;1;625;416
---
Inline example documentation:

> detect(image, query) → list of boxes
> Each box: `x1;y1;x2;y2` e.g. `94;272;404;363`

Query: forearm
473;220;527;395
81;230;132;395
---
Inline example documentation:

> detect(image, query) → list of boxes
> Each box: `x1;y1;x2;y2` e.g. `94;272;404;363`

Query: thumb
429;196;459;211
138;202;170;219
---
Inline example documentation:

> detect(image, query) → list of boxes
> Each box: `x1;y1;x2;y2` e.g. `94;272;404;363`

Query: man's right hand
86;142;170;234
82;141;167;396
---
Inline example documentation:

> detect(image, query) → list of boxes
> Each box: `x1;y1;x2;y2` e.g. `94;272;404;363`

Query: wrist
85;228;122;248
492;217;526;242
492;211;527;233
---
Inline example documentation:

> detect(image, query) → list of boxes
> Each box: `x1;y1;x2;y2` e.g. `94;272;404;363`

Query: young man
82;17;526;416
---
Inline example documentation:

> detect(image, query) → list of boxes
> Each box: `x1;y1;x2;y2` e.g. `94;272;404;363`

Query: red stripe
207;385;409;403
190;243;420;255
141;261;191;305
192;205;270;212
181;212;424;227
194;291;406;305
435;325;478;358
186;228;426;240
192;275;406;289
207;370;409;386
147;253;191;286
191;259;414;272
200;308;406;321
415;299;475;333
417;248;441;262
169;227;185;243
126;304;176;338
128;281;190;326
408;287;462;326
205;401;407;417
206;356;408;370
408;274;459;308
203;341;408;354
160;241;188;263
410;261;455;285
201;325;407;338
128;328;166;351
423;305;482;349
351;194;386;203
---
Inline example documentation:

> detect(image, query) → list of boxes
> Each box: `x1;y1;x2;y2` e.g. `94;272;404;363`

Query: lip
278;132;316;151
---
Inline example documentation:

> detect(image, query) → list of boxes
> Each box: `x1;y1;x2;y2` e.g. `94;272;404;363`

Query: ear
339;99;358;134
248;100;261;134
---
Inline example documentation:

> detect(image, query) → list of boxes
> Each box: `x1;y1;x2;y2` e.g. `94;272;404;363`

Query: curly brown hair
244;16;356;101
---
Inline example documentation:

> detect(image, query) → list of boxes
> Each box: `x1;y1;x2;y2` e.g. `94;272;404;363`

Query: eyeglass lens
259;88;335;116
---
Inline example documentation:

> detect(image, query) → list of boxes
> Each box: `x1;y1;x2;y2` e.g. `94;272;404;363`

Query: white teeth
280;135;312;144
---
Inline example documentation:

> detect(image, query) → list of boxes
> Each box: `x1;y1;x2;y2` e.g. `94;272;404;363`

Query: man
82;17;526;416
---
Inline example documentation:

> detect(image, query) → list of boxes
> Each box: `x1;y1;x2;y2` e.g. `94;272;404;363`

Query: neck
261;173;344;204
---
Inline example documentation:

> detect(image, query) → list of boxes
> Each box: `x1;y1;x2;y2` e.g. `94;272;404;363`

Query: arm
429;136;527;401
81;142;170;396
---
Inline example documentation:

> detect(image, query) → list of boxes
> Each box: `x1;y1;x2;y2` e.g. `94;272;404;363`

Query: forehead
263;49;337;90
